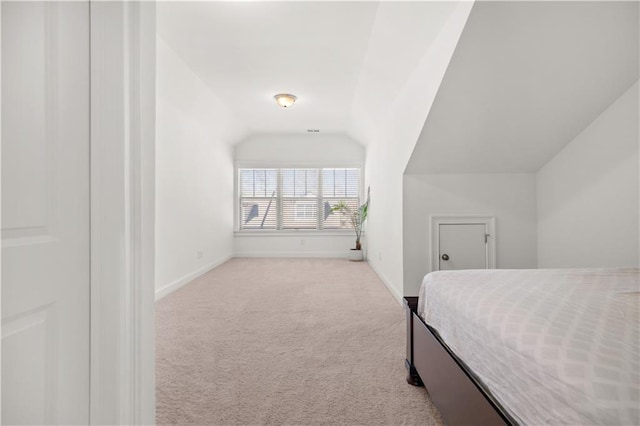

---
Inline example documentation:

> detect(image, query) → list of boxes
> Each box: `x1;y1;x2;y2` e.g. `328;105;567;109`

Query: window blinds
239;169;278;229
239;167;360;231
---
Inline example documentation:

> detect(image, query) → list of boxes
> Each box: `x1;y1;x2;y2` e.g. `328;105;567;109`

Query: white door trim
430;215;496;271
0;3;4;419
89;2;155;424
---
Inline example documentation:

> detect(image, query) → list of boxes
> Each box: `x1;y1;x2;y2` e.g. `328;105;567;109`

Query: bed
404;268;639;425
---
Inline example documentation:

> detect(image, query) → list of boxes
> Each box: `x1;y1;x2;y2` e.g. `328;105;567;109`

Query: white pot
347;249;364;262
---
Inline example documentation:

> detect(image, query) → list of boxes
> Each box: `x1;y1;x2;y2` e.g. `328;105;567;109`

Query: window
239;169;278;229
238;167;361;231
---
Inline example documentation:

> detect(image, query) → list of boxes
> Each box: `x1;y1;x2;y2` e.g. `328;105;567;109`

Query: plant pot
347;249;364;262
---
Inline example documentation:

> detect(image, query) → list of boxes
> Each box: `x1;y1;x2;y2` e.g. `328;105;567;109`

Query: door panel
2;2;90;424
439;223;487;270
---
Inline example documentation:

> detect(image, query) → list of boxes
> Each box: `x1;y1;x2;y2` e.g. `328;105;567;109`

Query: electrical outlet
300;239;305;246
197;251;203;260
378;252;382;261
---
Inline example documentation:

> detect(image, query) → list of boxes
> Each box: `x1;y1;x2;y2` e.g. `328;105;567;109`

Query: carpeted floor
156;257;443;425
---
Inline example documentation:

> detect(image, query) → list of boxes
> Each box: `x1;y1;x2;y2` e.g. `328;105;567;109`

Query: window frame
234;162;364;234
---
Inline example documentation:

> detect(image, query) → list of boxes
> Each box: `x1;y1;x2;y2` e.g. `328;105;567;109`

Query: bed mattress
418;268;639;425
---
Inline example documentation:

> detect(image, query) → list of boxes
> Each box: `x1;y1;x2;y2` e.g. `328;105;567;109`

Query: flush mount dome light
274;93;297;108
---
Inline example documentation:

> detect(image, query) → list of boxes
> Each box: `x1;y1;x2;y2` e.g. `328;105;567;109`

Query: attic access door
431;216;496;271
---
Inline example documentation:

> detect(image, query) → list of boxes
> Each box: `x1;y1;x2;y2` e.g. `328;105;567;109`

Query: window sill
234;230;356;237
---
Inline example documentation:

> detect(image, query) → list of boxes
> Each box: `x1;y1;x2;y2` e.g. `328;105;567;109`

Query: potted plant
331;187;370;261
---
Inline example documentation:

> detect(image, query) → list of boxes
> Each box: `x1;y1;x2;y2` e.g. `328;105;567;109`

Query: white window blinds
239;169;278;229
322;168;360;230
239;167;360;231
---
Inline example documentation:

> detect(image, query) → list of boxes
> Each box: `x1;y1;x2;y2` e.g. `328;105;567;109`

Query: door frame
89;2;155;425
430;215;496;271
0;2;155;423
0;3;3;419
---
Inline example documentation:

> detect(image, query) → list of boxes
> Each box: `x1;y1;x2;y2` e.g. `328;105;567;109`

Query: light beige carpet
156;257;443;425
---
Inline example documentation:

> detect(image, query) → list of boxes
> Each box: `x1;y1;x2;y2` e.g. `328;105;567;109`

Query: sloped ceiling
156;1;457;142
405;1;639;174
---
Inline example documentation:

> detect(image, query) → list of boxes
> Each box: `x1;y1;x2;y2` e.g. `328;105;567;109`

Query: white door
439;223;487;270
2;2;90;424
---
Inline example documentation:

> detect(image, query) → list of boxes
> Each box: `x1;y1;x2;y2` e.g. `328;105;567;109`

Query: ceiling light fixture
274;93;297;108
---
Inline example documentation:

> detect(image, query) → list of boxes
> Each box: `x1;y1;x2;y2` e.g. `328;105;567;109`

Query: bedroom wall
233;134;364;258
235;134;364;167
537;81;639;268
155;37;246;299
356;2;473;302
403;173;538;296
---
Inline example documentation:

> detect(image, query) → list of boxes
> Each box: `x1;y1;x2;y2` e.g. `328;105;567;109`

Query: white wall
356;2;473;301
537;81;639;268
403;173;538;296
235;133;364;166
234;134;364;258
155;37;246;299
234;232;356;259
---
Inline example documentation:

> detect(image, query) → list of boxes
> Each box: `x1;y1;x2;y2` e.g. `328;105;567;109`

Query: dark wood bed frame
404;297;517;426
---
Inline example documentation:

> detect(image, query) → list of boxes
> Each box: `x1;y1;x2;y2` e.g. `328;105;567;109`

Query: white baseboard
155;255;232;301
234;250;348;258
366;260;403;305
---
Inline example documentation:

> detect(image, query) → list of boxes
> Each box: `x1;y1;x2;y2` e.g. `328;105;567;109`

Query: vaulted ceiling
156;1;457;139
158;1;639;173
405;1;639;174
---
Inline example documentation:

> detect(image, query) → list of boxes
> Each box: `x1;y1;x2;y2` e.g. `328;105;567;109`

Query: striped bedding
418;268;639;425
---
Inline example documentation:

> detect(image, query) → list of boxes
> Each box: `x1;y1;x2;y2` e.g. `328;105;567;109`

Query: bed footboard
404;296;514;426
